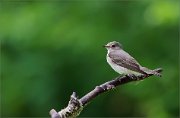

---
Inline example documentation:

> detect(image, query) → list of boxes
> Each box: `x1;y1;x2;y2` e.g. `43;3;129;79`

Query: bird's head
104;41;123;51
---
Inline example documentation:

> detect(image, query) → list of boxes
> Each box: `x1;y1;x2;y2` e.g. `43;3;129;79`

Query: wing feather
109;50;147;74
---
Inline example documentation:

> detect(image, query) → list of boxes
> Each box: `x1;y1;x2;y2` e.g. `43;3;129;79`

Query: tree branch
50;68;162;118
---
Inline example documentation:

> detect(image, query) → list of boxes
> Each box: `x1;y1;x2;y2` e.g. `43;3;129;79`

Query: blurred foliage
0;0;179;117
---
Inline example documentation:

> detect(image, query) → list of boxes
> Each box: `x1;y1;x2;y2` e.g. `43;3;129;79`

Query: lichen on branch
50;68;162;118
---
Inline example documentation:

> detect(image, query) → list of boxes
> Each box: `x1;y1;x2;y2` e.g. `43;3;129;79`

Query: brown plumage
104;41;161;77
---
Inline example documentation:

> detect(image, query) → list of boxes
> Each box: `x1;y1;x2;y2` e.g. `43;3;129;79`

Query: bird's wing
109;50;147;74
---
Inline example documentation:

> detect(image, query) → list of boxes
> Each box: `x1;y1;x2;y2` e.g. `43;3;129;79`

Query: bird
104;41;162;77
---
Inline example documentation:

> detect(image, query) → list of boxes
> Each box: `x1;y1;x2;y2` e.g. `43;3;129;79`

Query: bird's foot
126;74;138;80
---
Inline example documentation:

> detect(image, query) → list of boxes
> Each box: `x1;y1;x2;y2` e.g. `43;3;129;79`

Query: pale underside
107;55;142;76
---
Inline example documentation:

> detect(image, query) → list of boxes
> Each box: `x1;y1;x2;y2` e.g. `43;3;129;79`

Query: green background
0;0;179;117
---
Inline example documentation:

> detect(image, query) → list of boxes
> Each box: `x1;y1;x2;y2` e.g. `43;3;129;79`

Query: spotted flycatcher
104;41;161;77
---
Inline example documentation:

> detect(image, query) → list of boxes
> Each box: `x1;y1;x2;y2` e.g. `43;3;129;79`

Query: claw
126;74;137;80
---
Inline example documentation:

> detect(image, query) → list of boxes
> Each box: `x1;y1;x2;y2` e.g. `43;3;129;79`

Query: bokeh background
0;0;179;117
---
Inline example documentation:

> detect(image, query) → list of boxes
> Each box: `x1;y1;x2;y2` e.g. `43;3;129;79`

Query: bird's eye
112;45;115;47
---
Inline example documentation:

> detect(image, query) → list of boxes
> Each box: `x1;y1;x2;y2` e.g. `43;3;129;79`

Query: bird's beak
103;45;109;48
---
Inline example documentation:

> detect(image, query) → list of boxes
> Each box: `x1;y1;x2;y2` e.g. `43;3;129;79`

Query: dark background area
0;0;179;117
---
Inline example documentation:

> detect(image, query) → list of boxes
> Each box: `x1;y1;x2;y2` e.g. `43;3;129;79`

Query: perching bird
104;41;161;77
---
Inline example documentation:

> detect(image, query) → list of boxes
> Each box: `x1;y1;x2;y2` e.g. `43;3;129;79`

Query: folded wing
109;50;147;75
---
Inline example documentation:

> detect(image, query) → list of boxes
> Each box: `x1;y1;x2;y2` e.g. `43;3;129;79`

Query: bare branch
50;68;162;118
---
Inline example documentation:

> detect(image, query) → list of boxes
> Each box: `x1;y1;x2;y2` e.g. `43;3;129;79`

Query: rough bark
50;68;162;118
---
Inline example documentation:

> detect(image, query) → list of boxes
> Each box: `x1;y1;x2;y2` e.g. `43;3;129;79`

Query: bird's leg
126;74;138;80
116;74;126;82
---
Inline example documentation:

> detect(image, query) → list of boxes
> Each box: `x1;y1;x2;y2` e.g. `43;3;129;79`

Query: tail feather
151;70;162;77
152;68;162;77
141;67;162;77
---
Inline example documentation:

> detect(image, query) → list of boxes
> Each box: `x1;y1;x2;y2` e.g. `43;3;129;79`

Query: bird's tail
141;67;162;77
